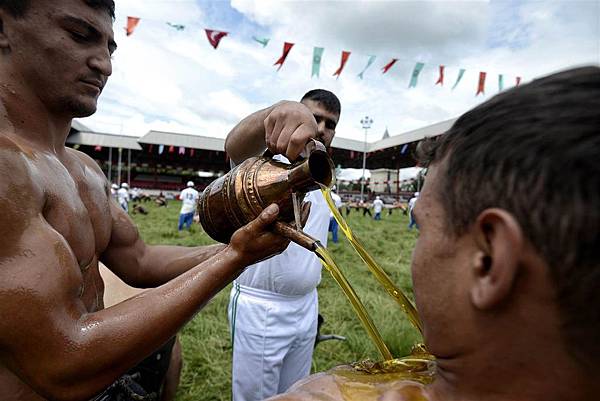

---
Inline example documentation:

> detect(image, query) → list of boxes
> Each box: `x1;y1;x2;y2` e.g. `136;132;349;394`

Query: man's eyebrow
314;113;337;124
62;15;99;34
61;15;117;53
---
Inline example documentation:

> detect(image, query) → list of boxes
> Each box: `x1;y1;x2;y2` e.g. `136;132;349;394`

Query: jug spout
288;147;334;193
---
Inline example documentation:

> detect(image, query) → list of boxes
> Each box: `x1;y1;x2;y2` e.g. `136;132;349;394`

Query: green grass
130;201;420;401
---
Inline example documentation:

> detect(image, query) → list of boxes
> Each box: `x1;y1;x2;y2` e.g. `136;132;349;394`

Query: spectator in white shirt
178;181;199;231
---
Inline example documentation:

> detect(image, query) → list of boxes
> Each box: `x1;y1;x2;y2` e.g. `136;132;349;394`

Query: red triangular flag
204;29;228;49
168;145;175;153
382;58;398;74
333;51;351;78
190;148;195;157
125;17;140;36
148;144;154;153
476;72;487;96
516;76;522;86
274;42;295;71
94;145;102;151
435;65;445;85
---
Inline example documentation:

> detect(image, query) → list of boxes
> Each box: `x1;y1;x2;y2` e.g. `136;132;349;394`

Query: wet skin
0;1;288;400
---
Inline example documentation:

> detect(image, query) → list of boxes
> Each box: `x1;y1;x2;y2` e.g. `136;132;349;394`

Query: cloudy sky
80;0;600;143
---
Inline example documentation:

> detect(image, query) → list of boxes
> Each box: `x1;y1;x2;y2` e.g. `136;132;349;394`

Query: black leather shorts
91;337;176;401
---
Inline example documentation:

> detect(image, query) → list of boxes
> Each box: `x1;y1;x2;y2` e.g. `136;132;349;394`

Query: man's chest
39;155;112;268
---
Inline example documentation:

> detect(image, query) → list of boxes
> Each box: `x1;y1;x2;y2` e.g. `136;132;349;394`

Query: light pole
360;116;373;201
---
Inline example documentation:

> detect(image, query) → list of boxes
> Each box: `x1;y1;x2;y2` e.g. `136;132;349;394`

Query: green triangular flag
408;62;425;88
451;68;466;90
166;22;185;31
358;55;376;79
252;36;270;48
312;47;324;78
498;74;504;91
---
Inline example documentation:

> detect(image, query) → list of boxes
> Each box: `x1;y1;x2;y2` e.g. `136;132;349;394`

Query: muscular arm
100;200;226;288
0;148;288;400
225;100;319;163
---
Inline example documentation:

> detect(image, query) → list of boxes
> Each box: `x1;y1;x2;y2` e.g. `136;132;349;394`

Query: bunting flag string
381;58;398;74
408;62;425;88
166;22;185;31
357;55;376;79
252;36;270;47
125;17;140;36
333;51;351;78
451;68;466;90
274;42;295;71
435;65;445;85
476;72;487;96
312;47;324;78
205;29;228;49
120;16;523;93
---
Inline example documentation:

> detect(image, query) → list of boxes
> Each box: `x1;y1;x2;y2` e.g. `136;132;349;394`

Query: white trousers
228;283;318;401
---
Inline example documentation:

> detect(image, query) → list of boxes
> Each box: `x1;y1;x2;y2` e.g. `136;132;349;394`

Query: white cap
331;185;337;191
121;182;129;188
187;181;195;187
414;192;420;197
111;184;118;189
376;196;380;200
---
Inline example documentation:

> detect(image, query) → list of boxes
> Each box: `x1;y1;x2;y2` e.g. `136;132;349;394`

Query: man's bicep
0;216;87;376
99;201;146;282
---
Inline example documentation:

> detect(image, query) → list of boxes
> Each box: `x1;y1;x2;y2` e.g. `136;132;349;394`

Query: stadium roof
139;131;225;152
369;118;456;151
68;118;456;154
66;131;142;150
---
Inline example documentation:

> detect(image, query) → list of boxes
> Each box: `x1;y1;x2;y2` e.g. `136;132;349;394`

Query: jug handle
261;138;325;161
273;221;319;252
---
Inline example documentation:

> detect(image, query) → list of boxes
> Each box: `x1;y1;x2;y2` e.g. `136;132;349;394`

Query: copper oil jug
198;141;334;250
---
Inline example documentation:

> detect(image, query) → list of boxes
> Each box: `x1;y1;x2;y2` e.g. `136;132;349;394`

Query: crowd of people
0;1;598;401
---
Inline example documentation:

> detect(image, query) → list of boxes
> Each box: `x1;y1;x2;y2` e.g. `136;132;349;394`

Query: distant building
67;118;455;194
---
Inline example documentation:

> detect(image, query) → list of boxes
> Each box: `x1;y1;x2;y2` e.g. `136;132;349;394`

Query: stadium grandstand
67;118;455;199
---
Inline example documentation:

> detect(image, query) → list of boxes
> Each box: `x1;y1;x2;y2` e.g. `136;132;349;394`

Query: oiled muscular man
0;1;288;400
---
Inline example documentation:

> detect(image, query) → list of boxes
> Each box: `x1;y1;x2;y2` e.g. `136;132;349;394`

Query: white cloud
81;0;600;143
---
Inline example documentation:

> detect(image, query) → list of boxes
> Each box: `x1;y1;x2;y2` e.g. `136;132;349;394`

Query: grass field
130;200;420;401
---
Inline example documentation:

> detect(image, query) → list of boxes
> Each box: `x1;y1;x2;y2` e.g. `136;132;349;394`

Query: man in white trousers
225;89;341;401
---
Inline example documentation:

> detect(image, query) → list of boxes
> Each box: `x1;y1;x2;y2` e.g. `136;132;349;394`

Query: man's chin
65;99;98;118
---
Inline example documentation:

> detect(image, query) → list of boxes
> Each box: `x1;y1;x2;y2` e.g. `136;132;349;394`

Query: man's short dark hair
301;89;341;116
417;66;600;368
0;0;115;19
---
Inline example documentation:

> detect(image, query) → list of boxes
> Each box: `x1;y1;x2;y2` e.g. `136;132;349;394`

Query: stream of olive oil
320;185;423;335
314;244;393;361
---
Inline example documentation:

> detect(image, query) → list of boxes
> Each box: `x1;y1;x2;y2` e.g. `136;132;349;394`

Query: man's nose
316;120;326;134
89;50;113;77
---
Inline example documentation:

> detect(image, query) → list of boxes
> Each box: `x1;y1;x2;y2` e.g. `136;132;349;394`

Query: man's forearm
50;246;244;400
135;243;226;287
225;105;275;163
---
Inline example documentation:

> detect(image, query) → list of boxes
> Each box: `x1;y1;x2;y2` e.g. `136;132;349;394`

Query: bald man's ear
470;208;524;310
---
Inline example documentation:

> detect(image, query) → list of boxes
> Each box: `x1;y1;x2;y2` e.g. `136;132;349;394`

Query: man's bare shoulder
268;368;432;401
66;146;106;175
0;135;44;202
